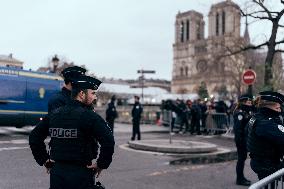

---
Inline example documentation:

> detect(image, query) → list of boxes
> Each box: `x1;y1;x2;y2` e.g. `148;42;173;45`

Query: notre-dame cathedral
171;0;257;96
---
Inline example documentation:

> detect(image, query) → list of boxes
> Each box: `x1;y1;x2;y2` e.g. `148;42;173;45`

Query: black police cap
239;94;253;101
72;75;102;90
61;66;86;80
259;91;284;104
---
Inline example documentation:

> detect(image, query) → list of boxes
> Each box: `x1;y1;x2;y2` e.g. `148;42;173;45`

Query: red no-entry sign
242;69;256;85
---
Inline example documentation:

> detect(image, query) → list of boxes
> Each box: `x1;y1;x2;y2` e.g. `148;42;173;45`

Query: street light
52;55;59;73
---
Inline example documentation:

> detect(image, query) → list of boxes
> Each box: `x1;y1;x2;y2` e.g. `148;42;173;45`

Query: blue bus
0;67;63;127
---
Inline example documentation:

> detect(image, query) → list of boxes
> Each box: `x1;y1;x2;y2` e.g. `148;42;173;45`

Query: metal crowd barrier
161;110;233;134
249;168;284;189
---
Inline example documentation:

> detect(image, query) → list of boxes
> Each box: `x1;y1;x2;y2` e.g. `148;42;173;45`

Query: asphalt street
0;124;258;189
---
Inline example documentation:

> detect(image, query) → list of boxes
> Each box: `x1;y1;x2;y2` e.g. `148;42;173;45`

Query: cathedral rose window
196;60;208;73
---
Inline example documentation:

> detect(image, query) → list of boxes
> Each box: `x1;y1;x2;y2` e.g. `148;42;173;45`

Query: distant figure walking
131;96;143;140
106;95;118;132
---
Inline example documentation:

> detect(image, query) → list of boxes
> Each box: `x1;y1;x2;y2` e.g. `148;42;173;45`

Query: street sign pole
242;68;256;96
137;69;155;103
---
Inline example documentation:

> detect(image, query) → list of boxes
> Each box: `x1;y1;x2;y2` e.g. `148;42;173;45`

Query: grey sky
0;0;278;80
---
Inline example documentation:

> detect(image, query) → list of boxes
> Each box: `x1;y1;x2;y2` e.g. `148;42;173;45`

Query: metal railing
249;168;284;189
161;110;233;134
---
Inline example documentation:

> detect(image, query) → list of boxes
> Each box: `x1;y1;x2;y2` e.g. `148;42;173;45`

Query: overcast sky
0;0;279;80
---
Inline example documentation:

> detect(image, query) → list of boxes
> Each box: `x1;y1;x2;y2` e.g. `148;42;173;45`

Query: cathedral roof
176;10;203;19
210;0;240;11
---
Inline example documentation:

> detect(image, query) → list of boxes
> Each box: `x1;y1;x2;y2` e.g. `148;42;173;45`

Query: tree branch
252;0;273;19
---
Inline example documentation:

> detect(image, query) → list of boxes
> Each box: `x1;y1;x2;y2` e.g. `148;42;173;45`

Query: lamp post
52;55;59;73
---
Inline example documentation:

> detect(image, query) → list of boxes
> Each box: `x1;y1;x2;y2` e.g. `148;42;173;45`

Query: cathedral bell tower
208;0;241;38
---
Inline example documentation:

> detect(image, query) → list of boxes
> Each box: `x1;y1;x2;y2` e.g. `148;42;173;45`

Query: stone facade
171;0;247;96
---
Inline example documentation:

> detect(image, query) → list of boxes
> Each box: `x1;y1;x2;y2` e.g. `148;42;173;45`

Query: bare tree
239;0;284;90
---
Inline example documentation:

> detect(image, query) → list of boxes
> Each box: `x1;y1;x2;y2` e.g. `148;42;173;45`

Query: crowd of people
161;98;235;135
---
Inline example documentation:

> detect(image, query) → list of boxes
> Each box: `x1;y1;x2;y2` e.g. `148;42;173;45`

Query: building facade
0;54;23;69
171;0;248;96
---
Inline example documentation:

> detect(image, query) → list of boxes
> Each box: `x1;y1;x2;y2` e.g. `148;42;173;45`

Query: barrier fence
249;168;284;189
161;110;233;134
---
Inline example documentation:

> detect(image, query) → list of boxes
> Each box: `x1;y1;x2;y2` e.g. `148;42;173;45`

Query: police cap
239;94;253;101
61;66;86;80
72;75;102;90
259;91;284;104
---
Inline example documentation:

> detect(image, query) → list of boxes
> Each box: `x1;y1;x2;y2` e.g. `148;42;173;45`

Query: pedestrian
48;66;86;113
191;100;201;135
29;75;115;189
131;95;143;140
176;99;190;134
233;94;253;186
106;95;118;132
247;91;284;181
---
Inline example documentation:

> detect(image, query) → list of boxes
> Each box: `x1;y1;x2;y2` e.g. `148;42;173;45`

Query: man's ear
78;90;85;100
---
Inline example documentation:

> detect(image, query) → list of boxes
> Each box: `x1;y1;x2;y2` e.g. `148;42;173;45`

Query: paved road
0;124;258;189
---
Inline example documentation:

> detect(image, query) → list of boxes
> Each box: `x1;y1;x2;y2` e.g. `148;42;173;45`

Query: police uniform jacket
48;87;71;113
247;107;284;164
132;102;143;121
29;100;115;169
233;104;252;146
106;101;118;121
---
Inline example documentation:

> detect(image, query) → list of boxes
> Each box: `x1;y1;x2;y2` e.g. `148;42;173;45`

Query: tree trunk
264;21;278;90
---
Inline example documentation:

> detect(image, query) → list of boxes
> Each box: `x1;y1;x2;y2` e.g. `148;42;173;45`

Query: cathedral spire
244;15;250;44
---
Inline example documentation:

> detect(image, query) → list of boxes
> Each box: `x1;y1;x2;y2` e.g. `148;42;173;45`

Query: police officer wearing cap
247;91;284;180
29;75;115;189
131;95;143;140
48;66;86;113
233;94;253;186
105;95;118;132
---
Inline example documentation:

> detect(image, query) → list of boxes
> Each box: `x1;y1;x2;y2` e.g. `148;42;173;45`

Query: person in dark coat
48;66;86;113
106;95;118;132
29;75;115;189
247;91;284;182
233;94;253;186
131;96;143;140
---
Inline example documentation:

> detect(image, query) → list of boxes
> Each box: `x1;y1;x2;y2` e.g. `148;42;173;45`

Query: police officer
233;94;253;186
131;95;143;140
48;66;86;113
29;75;115;189
105;95;118;132
247;91;284;181
48;66;99;159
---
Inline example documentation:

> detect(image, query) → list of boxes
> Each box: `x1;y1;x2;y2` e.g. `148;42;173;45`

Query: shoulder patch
238;114;243;121
278;125;284;132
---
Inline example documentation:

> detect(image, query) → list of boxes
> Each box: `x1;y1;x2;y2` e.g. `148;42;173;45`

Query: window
185;66;188;76
197;21;201;40
186;20;190;41
216;13;219;36
222;11;226;34
180;67;184;76
180;22;184;42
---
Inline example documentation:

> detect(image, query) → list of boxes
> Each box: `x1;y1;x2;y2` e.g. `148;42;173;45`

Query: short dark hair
71;88;88;99
64;79;71;85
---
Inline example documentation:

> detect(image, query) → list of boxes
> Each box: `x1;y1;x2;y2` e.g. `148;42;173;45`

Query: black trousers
235;143;247;180
50;163;94;189
132;119;141;140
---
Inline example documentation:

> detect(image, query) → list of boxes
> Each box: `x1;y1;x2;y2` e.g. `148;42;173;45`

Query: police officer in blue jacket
105;95;118;132
131;96;143;140
247;91;284;180
29;75;115;189
48;66;86;113
233;94;253;186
